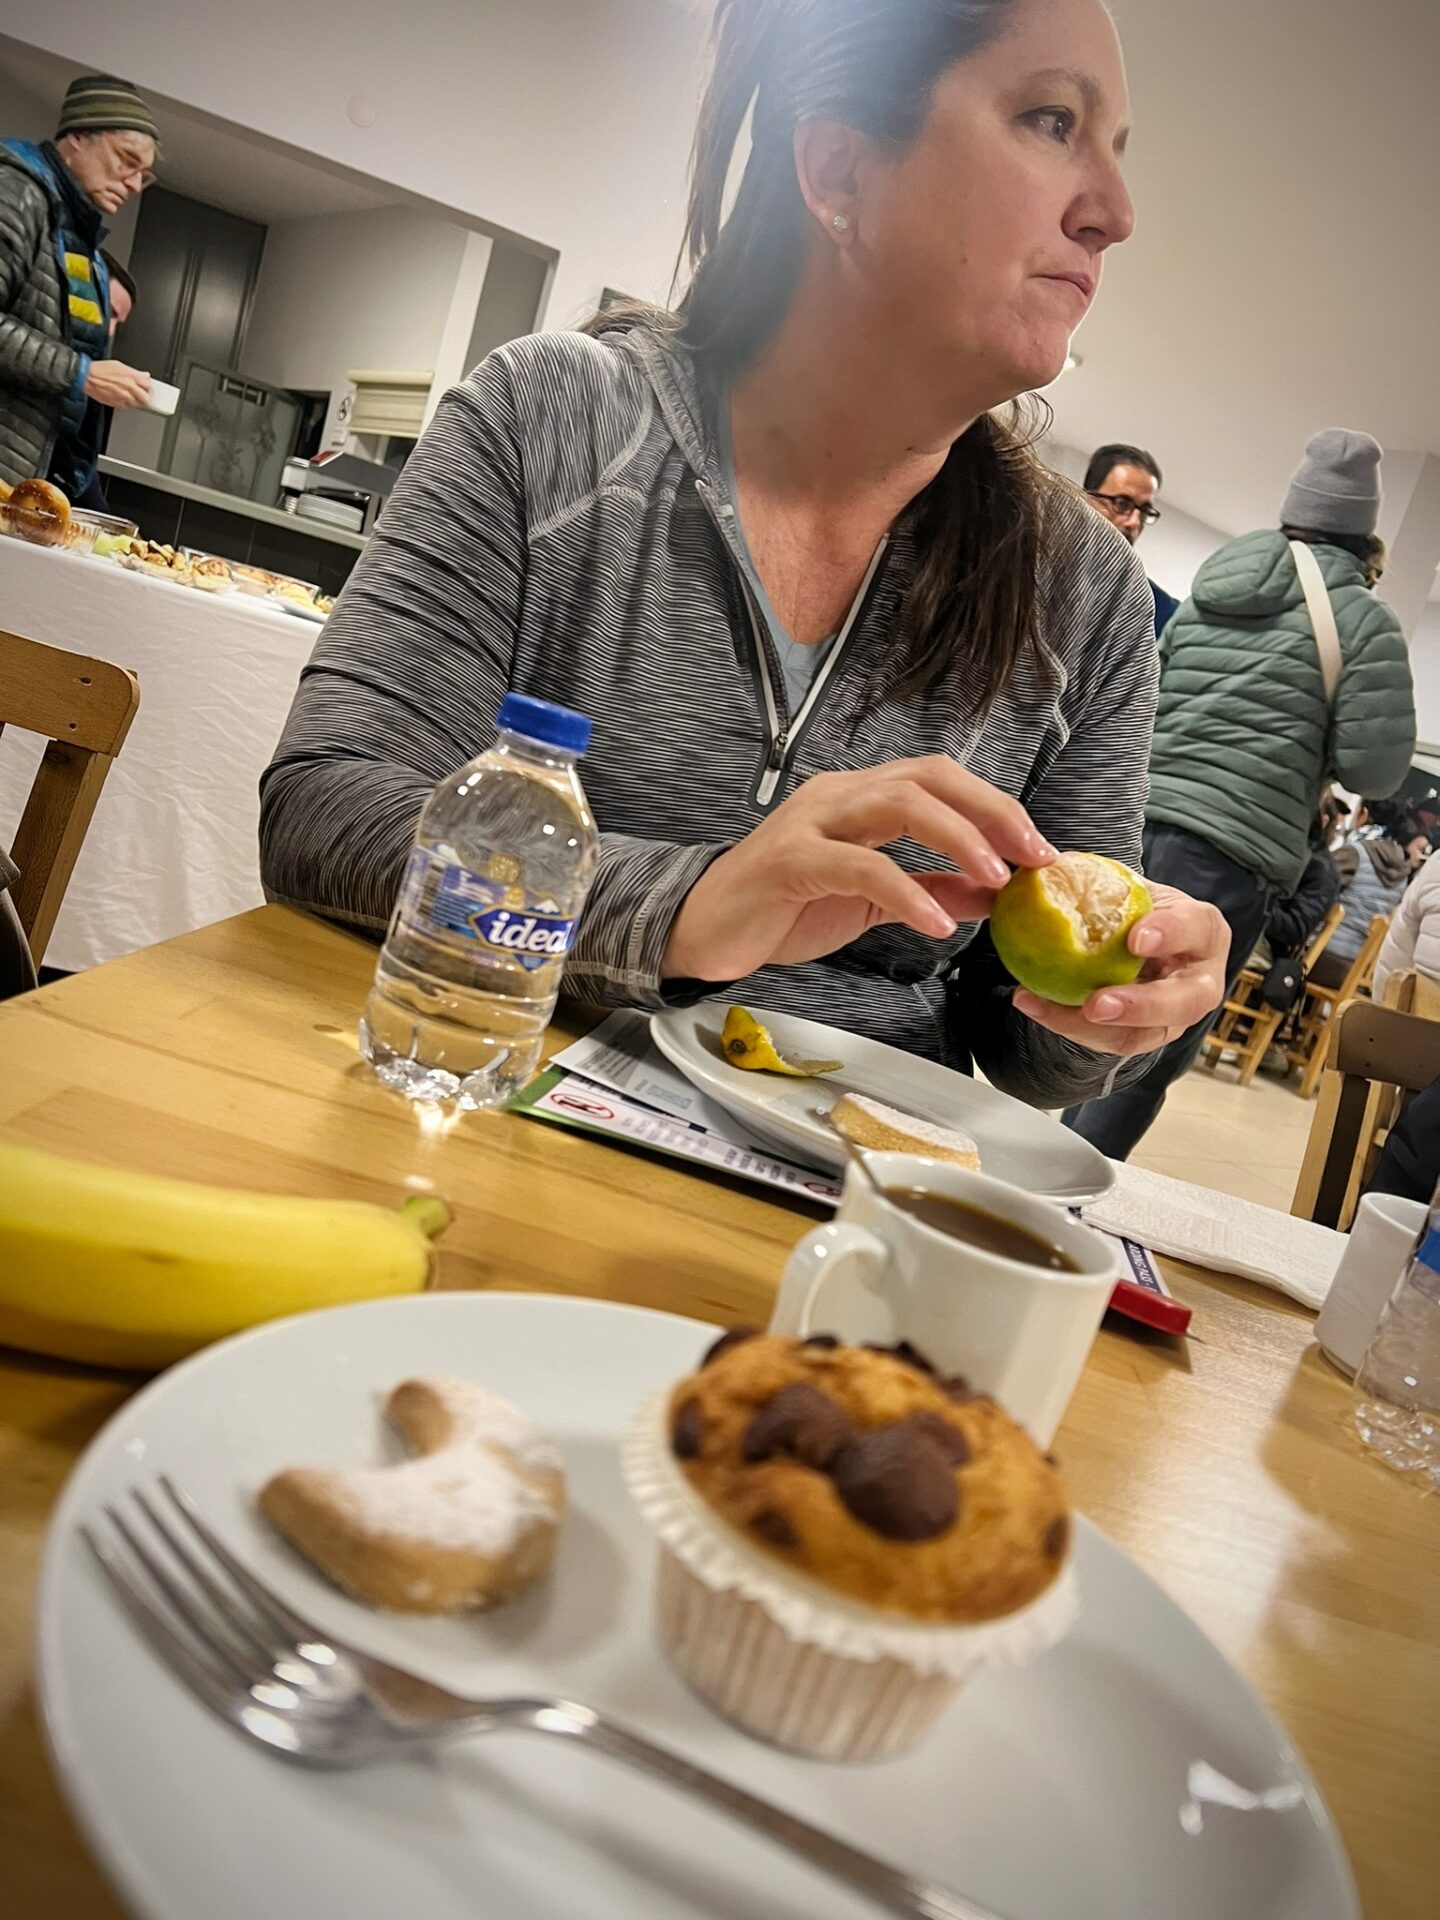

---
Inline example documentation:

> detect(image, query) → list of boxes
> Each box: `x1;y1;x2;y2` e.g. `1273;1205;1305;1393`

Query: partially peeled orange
990;852;1152;1008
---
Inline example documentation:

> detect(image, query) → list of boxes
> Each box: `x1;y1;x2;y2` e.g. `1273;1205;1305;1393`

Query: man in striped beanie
0;75;158;491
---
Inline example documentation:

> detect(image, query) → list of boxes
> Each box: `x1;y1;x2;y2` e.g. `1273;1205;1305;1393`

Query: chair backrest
1338;913;1390;1000
1406;970;1440;1021
1292;1000;1440;1226
1303;900;1344;969
0;628;140;968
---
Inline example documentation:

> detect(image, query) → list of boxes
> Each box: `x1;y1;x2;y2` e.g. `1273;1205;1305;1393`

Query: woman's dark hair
1282;525;1386;580
602;0;1072;714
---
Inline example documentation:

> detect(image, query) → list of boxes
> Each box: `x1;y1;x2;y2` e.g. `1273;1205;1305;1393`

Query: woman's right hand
660;757;1057;982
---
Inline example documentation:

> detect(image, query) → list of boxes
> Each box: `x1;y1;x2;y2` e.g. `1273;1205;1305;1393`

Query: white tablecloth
0;538;319;969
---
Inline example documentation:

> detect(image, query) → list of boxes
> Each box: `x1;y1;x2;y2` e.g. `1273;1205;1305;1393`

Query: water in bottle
359;693;597;1111
1353;1185;1440;1488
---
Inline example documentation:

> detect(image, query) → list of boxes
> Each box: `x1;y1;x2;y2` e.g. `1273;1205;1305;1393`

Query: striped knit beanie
55;75;160;147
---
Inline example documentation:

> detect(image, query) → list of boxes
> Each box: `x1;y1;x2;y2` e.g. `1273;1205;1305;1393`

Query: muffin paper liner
622;1392;1077;1681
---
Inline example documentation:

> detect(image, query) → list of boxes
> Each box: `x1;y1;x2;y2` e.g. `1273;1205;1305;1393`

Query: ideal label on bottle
1410;1225;1440;1304
402;848;578;972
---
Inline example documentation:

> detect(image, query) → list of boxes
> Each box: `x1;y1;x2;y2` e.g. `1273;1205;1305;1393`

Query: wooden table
2;907;1437;1919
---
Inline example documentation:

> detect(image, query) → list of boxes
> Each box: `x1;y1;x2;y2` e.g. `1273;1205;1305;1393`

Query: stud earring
831;213;850;232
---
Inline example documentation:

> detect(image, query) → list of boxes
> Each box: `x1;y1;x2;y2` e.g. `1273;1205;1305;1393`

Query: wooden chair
0;628;140;969
1202;901;1345;1086
1383;967;1440;1021
1292;999;1440;1229
1289;913;1391;1100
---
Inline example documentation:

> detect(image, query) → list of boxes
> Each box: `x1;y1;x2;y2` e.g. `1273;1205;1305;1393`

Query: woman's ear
793;119;870;241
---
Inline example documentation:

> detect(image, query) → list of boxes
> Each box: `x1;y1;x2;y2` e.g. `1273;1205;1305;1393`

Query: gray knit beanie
1281;429;1383;536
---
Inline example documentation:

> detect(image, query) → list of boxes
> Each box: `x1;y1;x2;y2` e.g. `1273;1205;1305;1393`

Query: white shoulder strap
1289;539;1344;705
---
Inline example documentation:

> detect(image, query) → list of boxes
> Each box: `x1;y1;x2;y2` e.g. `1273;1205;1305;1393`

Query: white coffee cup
1314;1192;1426;1377
142;378;179;416
770;1154;1117;1446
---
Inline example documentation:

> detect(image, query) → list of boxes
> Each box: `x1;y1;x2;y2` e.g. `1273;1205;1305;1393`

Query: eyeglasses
103;135;157;191
1088;491;1161;526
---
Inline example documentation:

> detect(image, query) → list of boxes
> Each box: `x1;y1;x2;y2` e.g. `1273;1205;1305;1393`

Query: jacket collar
609;320;721;488
0;138;106;246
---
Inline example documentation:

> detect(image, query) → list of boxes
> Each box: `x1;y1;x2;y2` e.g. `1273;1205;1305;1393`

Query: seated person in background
1374;844;1440;1002
1249;832;1340;974
1311;798;1423;990
260;0;1229;1112
1366;1075;1440;1207
1082;441;1178;634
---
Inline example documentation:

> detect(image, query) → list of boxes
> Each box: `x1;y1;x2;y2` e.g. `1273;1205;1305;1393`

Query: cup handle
769;1223;892;1339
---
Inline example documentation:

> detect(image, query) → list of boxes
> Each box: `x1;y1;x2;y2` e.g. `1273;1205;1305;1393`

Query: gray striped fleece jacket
260;323;1159;1109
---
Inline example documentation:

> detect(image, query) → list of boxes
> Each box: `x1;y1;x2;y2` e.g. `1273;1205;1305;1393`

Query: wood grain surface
1;907;1436;1919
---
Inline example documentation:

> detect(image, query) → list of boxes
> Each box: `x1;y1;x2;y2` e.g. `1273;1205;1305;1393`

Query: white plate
38;1293;1354;1920
273;595;328;623
651;1005;1115;1204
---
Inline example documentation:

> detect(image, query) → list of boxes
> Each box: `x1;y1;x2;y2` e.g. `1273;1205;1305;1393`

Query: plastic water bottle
359;693;597;1111
1353;1185;1440;1488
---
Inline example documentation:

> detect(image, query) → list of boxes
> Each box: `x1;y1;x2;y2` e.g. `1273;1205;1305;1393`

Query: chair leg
1299;1016;1334;1100
1237;1008;1283;1086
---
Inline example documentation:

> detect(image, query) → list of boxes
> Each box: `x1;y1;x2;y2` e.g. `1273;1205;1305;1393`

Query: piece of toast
830;1092;981;1170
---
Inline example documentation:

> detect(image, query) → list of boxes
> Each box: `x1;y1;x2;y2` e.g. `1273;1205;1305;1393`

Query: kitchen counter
97;457;369;550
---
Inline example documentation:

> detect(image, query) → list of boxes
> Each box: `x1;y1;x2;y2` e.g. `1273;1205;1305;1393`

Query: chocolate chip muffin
666;1331;1068;1623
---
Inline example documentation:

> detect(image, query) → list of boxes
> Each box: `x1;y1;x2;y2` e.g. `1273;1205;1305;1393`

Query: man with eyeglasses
0;74;157;496
1083;443;1178;636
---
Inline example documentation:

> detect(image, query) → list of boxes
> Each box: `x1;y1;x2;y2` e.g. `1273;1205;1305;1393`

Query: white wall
242;204;475;442
5;0;706;334
1407;602;1440;750
0;64;50;141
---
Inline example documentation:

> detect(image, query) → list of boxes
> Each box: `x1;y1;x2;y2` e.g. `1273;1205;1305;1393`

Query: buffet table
0;536;320;970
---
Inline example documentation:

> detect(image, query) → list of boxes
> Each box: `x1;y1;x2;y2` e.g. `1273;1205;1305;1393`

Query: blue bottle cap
495;693;592;755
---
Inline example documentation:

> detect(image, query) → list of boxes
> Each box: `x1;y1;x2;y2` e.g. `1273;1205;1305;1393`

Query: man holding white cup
0;74;158;496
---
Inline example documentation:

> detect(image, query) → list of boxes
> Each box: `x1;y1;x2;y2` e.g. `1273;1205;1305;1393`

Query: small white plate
38;1294;1355;1920
273;595;328;623
651;1004;1115;1204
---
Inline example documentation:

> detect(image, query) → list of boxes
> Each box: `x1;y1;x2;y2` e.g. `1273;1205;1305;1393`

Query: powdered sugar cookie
260;1377;564;1612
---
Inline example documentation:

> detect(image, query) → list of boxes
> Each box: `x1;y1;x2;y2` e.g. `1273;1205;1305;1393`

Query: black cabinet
121;187;266;383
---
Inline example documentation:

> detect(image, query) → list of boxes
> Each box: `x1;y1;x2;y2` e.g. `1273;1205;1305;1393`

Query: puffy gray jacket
0;142;87;487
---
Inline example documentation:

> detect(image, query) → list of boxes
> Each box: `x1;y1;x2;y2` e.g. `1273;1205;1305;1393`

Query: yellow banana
0;1140;450;1371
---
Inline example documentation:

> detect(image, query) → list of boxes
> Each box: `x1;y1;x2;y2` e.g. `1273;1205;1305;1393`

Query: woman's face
848;0;1135;405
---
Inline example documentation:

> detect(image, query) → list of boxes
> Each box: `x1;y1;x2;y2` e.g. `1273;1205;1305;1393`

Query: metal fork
84;1478;1011;1920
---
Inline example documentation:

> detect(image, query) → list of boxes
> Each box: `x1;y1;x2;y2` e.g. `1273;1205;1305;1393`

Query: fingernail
927;908;957;938
1030;836;1058;861
1091;994;1124;1021
1132;926;1161;955
981;857;1011;888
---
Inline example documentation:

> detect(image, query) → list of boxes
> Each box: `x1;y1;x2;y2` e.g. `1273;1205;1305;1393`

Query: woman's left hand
1011;882;1229;1058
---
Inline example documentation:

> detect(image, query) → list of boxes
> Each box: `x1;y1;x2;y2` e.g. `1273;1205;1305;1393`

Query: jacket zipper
694;478;888;810
753;537;890;806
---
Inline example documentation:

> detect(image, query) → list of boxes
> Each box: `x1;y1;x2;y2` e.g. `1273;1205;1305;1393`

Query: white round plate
38;1294;1355;1920
651;1004;1115;1204
273;595;328;623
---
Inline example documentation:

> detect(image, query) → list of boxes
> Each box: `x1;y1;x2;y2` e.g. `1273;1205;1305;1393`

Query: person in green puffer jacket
1065;428;1415;1158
